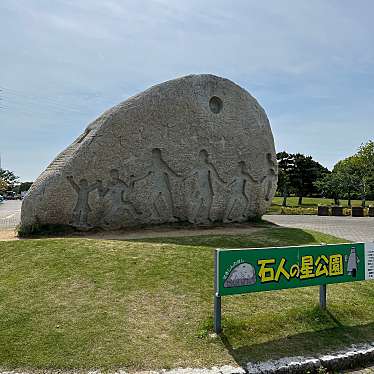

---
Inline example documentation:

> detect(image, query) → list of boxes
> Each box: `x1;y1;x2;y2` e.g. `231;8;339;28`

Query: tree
314;140;374;206
0;169;19;191
13;182;33;194
314;173;342;205
332;157;361;206
288;153;329;205
276;152;294;206
355;140;374;206
0;178;8;195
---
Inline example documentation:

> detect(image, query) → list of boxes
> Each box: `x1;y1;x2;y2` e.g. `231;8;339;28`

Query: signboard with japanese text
366;242;374;280
216;242;374;297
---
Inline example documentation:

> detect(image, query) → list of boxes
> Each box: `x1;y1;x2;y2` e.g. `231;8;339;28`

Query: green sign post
214;242;374;333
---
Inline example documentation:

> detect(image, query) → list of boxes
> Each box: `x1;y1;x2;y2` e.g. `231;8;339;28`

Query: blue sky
1;0;373;181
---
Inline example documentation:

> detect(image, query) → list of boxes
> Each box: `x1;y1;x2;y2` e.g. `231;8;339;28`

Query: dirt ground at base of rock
0;230;18;241
0;223;266;241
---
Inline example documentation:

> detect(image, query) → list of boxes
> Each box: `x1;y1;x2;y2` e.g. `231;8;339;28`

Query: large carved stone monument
20;74;278;231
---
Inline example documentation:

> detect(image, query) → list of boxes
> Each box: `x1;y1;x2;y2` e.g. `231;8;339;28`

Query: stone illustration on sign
346;247;360;277
224;262;256;288
20;74;278;232
183;149;226;224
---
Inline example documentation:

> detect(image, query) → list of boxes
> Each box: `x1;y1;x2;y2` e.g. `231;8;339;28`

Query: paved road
0;200;22;230
264;214;374;242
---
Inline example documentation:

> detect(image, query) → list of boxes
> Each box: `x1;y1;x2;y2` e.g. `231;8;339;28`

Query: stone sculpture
66;176;102;226
99;169;147;228
183;149;225;224
223;161;257;223
20;74;278;232
147;148;181;222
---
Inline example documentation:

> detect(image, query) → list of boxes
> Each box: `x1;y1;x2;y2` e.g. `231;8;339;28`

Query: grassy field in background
268;196;374;214
272;196;374;207
0;228;373;371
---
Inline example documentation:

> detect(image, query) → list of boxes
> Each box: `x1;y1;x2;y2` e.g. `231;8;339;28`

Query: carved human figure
99;169;149;225
263;153;277;201
67;176;102;226
184;149;225;224
223;161;258;223
145;148;181;221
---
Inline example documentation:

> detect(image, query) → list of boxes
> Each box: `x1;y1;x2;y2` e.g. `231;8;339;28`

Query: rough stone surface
21;74;277;231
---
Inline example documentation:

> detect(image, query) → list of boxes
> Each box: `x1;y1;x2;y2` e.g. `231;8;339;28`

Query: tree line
0;169;32;197
277;140;374;207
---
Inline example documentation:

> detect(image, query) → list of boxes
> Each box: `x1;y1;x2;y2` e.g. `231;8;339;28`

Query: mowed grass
272;196;374;208
269;196;374;214
0;228;373;371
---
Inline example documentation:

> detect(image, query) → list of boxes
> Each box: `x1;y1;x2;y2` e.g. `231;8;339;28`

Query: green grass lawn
0;228;373;371
269;196;374;214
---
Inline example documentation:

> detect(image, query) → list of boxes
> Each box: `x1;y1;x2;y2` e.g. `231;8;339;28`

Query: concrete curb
0;344;373;374
245;343;374;373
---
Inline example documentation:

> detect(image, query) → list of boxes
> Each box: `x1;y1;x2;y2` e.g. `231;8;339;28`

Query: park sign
215;242;374;296
213;242;374;333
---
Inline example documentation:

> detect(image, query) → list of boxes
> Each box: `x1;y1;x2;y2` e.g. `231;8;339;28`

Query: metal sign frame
213;242;374;334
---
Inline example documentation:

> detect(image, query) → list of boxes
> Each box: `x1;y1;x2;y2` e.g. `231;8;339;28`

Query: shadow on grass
220;311;374;368
18;219;277;239
127;227;322;249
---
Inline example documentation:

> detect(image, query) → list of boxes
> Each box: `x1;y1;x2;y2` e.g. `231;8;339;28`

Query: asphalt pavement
263;214;374;242
0;200;22;230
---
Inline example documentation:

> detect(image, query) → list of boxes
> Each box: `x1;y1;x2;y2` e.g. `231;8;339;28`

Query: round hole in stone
209;96;223;114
